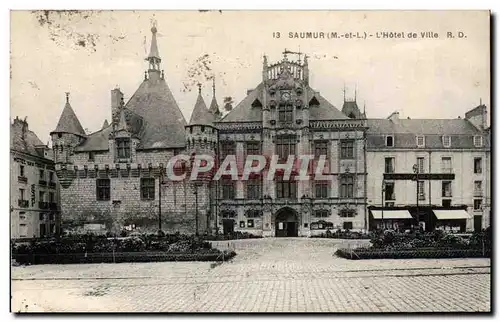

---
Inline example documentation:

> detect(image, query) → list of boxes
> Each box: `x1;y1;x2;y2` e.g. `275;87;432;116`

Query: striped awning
371;210;413;220
433;210;471;220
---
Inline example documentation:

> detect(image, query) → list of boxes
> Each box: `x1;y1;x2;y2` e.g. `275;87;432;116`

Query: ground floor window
247;219;254;228
343;221;353;230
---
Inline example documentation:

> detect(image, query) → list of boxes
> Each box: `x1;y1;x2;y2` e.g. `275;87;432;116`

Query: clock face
281;91;291;101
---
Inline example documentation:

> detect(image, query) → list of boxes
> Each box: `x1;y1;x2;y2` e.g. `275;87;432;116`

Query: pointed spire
102;119;109;130
51;92;86;137
354;85;357;102
190;87;215;125
343;83;346;102
117;109;128;132
146;21;161;72
209;77;221;118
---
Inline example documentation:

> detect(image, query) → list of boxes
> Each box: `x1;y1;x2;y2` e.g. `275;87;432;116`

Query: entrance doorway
275;207;299;237
222;219;235;235
474;215;483;232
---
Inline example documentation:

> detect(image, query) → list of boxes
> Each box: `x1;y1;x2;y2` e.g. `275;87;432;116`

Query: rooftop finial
161;70;165;79
144;71;147;80
198;83;202;95
65;92;70;104
480;98;482;105
146;21;161;71
354;84;357;102
342;84;346;102
212;77;216;96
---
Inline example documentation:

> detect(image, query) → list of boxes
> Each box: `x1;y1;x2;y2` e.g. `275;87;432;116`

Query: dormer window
116;138;131;159
442;136;451;148
416;135;425;148
385;135;394;147
474;136;483;147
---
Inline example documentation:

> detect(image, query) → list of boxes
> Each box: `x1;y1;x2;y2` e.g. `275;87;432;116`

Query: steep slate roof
51;101;86;136
366;118;485;149
219;84;348;123
124;75;187;149
11;119;46;157
189;92;215;125
219;83;265;123
209;97;221;117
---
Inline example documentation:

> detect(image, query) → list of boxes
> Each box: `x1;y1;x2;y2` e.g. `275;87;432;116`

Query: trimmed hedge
310;230;371;239
203;232;263;241
11;233;237;265
335;247;490;260
12;250;237;265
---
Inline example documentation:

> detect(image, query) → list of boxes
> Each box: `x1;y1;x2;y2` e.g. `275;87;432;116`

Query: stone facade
10;117;60;239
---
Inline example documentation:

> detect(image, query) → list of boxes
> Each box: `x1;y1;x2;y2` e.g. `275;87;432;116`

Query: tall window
339;209;356;217
278;104;293;122
474;136;483;147
441;157;452;173
340;141;354;159
49;191;55;203
417;157;425;173
96;179;110;201
384;182;395;200
276;178;297;199
385;135;394;147
246;210;262;218
340;175;354;198
276;135;296;160
39;169;45;180
88;151;95;161
442;181;452;197
246;179;261;199
220;141;236;159
221;179;235;199
384;157;395;173
49;171;54;182
416;135;425;147
19;188;25;200
314;141;328;158
474;181;483;195
315;182;329;198
141;178;155;200
314;210;329;218
418;181;425;200
116;138;131;159
442;136;451;148
474;199;482;211
39;191;45;202
19;165;25;177
474;157;482;174
246;142;261;156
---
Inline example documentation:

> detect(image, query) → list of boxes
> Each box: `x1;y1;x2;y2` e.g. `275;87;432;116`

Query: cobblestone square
11;238;491;313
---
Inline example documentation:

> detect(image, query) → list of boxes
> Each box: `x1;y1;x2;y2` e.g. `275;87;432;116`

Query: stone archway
274;207;299;237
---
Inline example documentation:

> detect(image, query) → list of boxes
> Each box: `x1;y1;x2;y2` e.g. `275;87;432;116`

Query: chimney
111;87;124;121
465;103;487;130
388;111;400;123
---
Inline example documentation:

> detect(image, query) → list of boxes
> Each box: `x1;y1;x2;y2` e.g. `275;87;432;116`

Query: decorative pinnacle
212;77;216;96
198;83;202;94
65;92;70;103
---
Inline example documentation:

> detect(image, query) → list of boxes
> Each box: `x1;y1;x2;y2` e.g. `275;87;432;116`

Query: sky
10;10;490;144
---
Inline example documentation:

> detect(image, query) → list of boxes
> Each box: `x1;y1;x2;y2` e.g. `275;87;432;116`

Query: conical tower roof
189;85;215;125
102;119;109;129
51;93;86;136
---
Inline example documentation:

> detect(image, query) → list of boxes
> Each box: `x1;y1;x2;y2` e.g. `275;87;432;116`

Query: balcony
17;199;29;208
18;176;27;183
38;201;49;210
48;181;57;189
49;202;58;210
39;179;47;186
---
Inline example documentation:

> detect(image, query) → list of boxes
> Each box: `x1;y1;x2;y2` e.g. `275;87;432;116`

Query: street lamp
381;180;386;230
412;164;420;229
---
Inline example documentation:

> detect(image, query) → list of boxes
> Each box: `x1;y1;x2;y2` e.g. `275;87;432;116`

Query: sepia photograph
9;10;491;313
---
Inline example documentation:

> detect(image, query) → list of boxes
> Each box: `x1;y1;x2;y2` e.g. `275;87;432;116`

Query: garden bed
203;232;263;241
335;247;490;260
310;230;371;239
11;233;237;265
335;228;491;260
12;250;236;265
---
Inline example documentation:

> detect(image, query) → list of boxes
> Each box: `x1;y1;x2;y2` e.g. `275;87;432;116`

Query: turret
186;84;218;156
50;92;86;164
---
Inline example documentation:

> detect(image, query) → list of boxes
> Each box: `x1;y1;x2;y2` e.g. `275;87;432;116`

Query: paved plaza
11;238;491;313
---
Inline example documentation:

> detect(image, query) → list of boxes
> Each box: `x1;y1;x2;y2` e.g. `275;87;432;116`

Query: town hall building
49;25;490;237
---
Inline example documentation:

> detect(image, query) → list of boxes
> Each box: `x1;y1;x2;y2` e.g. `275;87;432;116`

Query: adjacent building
10;117;60;238
366;106;491;233
48;25;490;236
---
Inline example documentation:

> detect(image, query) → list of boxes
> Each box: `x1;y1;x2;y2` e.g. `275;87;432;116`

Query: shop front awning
433;210;471;220
371;210;413;220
